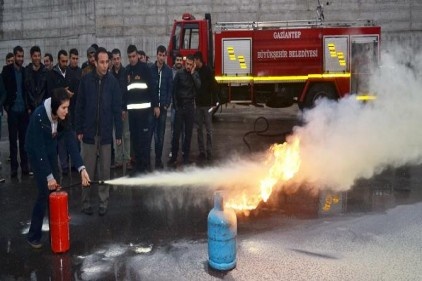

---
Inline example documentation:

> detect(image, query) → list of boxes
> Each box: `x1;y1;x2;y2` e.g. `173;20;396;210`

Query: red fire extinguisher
49;190;70;253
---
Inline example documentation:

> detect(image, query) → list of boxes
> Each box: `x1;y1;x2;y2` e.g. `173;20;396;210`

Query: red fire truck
167;13;381;109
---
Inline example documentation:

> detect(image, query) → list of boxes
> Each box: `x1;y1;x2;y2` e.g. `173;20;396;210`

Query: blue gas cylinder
208;192;237;271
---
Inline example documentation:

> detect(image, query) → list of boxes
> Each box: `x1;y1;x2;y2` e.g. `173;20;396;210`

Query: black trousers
7;110;29;172
171;104;195;163
128;109;153;173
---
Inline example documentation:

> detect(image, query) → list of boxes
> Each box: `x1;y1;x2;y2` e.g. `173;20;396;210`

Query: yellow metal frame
215;73;377;101
356;94;377;101
215;73;351;83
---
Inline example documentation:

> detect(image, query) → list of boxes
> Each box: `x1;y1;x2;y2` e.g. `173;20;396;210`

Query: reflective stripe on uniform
127;83;148;91
127;102;151;110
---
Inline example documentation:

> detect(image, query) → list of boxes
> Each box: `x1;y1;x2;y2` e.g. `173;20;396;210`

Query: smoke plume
293;48;422;191
107;47;422;203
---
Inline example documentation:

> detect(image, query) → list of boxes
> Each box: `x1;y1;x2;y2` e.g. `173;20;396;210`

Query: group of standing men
1;43;218;216
120;47;219;172
108;46;218;174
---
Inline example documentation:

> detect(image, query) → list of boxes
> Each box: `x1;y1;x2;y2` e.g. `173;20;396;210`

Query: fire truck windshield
182;23;199;50
172;23;199;50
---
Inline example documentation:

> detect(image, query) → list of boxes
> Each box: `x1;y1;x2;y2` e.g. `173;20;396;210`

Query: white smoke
106;47;422;202
107;155;269;190
293;48;422;191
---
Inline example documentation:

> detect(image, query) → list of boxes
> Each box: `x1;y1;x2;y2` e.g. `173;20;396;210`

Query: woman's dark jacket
25;100;83;180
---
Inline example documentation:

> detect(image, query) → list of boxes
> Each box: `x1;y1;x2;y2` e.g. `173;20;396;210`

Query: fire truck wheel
304;83;337;109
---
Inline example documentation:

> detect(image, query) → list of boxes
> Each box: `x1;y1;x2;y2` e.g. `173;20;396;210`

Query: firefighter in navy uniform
125;45;159;175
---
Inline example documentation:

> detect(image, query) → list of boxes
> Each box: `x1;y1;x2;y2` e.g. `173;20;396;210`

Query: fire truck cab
167;13;380;109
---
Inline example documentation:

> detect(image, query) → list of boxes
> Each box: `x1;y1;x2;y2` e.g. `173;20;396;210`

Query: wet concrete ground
0;104;421;280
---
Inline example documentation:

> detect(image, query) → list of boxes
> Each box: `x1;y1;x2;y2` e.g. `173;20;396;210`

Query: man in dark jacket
76;47;122;216
1;45;31;177
149;45;173;169
67;48;83;163
168;54;201;166
68;48;82;130
47;50;75;175
125;44;158;175
193;51;218;163
0;76;7;182
47;50;73;97
25;45;49;113
111;48;130;169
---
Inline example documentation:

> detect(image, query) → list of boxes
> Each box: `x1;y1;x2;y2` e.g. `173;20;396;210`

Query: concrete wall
0;0;421;67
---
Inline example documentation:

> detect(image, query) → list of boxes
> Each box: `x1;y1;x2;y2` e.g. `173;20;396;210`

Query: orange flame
225;136;301;212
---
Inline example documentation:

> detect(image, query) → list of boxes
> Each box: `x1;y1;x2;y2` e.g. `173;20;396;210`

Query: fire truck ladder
215;19;375;31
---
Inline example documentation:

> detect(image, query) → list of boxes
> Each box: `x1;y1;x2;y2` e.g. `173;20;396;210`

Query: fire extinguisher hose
60;180;106;189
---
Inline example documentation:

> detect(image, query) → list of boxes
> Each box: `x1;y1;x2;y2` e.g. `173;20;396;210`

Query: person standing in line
43;53;53;71
107;50;116;166
3;52;15;165
67;48;83;162
138;50;154;67
0;76;7;182
193;51;218;163
111;48;131;170
171;54;184;78
47;50;74;175
23;46;49;185
67;48;82;135
68;48;82;81
81;46;96;77
47;50;74;100
168;54;201;167
5;52;14;66
125;44;158;175
168;53;184;159
149;45;173;170
2;45;31;178
76;47;122;216
25;46;49;113
81;43;98;70
137;50;147;63
25;88;91;249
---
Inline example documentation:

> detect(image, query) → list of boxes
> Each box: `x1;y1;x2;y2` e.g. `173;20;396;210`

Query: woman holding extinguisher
25;87;91;249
